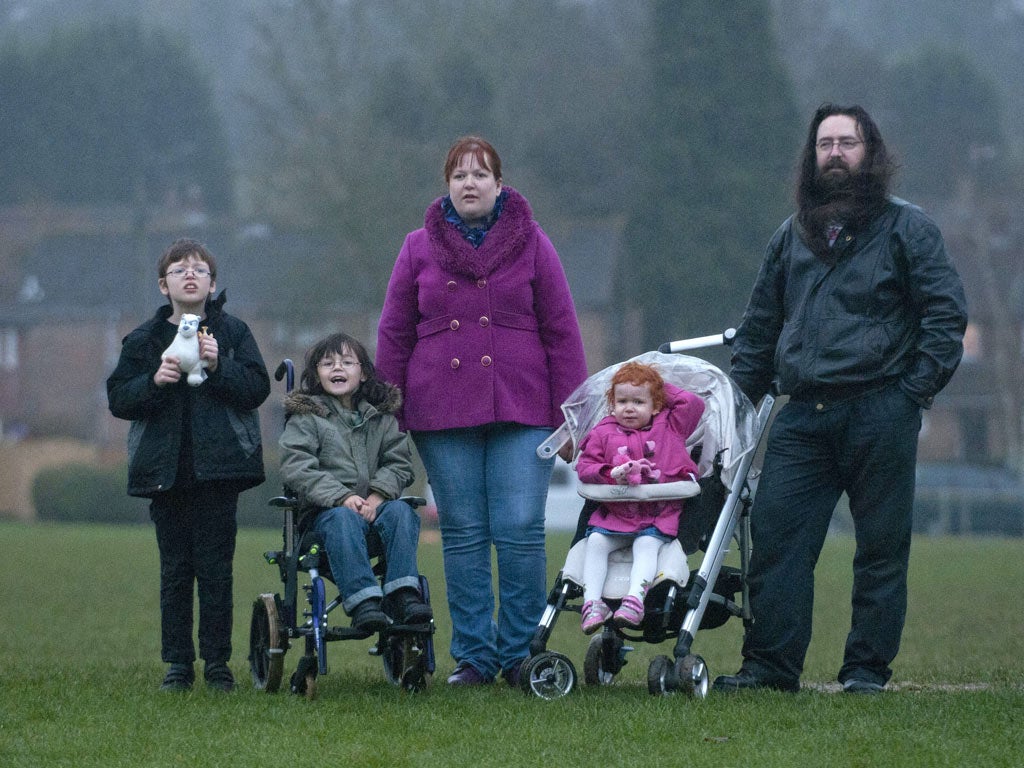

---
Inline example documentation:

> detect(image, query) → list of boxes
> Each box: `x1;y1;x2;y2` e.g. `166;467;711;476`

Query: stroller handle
658;328;736;354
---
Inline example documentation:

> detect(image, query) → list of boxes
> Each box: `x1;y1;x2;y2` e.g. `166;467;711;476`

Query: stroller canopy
559;351;758;487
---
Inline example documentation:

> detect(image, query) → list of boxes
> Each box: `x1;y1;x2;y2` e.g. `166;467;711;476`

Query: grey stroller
520;332;776;699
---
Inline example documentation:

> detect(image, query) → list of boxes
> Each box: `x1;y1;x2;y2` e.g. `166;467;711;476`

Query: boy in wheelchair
574;361;705;633
278;333;431;632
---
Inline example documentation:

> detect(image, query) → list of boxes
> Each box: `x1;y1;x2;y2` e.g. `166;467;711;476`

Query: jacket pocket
227;409;262;457
492;310;539;332
416;316;454;339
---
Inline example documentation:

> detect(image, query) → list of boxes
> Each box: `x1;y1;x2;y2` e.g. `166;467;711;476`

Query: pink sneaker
613;595;645;628
580;599;611;634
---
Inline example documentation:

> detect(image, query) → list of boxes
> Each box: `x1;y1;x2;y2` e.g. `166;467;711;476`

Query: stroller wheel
520;652;577;700
647;653;709;698
676;654;709;699
583;634;622;686
647;654;674;695
249;594;285;693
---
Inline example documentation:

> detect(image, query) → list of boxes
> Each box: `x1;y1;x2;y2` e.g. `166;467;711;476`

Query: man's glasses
816;138;863;153
166;266;212;278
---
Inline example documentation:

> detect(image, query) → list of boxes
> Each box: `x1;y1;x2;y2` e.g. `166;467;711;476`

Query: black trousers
150;484;239;665
742;383;921;686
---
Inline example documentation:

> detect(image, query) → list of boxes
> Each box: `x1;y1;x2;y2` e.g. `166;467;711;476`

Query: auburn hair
606;362;667;411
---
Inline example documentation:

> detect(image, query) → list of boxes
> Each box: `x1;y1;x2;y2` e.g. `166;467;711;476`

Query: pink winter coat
376;188;587;432
575;383;705;537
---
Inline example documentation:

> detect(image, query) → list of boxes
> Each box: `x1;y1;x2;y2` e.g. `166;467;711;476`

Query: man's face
815;115;866;181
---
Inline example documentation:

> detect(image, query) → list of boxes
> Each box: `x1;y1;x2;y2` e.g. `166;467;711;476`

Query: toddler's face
611;382;657;430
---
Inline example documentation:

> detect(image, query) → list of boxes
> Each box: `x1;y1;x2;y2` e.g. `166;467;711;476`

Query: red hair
443;136;502;183
606;362;666;411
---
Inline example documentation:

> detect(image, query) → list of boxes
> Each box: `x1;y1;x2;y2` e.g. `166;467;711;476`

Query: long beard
798;160;888;258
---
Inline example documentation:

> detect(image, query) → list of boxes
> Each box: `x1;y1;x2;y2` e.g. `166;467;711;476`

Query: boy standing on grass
107;238;270;692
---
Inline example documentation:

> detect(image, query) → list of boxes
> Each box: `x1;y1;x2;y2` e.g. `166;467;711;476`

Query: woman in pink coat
574;362;705;633
376;136;587;686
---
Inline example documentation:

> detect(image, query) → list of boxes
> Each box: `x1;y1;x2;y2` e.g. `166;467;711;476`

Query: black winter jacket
731;197;967;407
106;292;271;497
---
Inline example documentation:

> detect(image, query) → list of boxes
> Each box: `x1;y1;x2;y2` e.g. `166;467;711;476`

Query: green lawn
1;520;1021;767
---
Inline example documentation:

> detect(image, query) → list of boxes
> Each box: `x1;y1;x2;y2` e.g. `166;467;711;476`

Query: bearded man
714;104;968;695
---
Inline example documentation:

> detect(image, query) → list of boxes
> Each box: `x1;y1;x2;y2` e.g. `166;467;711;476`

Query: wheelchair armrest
576;480;701;502
268;496;298;508
400;495;427;508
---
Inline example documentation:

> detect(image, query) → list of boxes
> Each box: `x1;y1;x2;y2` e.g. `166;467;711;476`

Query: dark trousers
742;383;921;686
150;484;239;665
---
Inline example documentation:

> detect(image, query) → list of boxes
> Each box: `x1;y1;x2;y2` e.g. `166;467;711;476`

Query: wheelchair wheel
290;655;319;700
400;651;431;693
382;634;432;693
249;594;285;692
381;635;405;686
520;652;577;700
308;575;329;676
583;634;621;686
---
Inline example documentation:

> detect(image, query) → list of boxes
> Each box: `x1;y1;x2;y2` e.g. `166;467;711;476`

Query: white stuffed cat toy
162;313;208;386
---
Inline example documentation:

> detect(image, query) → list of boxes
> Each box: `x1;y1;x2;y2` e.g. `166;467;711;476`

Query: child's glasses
318;357;362;371
166;266;212;278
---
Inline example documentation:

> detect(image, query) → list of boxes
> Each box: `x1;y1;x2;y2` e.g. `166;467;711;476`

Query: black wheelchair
247;360;435;698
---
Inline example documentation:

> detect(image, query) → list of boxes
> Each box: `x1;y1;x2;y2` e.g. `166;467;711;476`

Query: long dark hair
796;104;897;257
297;332;392;408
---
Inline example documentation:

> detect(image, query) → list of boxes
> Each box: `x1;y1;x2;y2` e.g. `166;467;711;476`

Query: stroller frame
247;360;436;698
520;331;776;699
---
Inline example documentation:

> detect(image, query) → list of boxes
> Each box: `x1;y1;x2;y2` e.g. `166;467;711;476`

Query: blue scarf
441;188;507;248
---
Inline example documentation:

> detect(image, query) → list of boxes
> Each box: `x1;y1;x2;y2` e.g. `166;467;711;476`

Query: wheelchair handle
274;359;295;392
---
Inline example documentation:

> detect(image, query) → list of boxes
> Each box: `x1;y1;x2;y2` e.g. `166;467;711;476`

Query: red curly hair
606;362;667;411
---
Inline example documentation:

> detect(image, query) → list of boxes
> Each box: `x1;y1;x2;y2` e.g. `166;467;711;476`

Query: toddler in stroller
576;361;705;633
522;342;766;699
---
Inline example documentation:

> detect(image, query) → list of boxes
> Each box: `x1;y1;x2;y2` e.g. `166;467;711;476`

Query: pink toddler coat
575;383;705;537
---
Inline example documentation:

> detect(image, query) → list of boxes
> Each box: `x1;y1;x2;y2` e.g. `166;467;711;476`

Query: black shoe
160;663;195;692
392;588;433;624
350;597;389;632
842;678;884;695
204;662;235;693
712;668;799;693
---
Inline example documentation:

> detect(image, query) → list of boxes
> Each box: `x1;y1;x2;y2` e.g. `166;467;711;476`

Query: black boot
160;663;195;692
350;597;388;632
393;588;433;624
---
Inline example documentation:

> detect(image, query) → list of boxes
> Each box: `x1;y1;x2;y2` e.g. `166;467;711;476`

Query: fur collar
424;186;534;279
283;383;402;418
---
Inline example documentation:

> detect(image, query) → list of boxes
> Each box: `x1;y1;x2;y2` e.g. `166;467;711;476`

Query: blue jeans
414;424;553;679
742;383;921;687
311;499;422;614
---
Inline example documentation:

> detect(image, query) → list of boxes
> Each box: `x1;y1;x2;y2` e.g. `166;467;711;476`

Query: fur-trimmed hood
282;383;403;419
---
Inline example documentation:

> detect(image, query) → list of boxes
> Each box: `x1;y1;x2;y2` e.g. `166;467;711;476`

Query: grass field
1;519;1022;767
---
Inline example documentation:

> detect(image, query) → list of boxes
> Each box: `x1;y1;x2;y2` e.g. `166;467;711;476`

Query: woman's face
448;152;502;227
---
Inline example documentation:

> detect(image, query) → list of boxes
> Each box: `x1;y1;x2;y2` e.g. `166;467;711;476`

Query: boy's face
316;346;365;407
611;381;657;430
159;255;216;311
